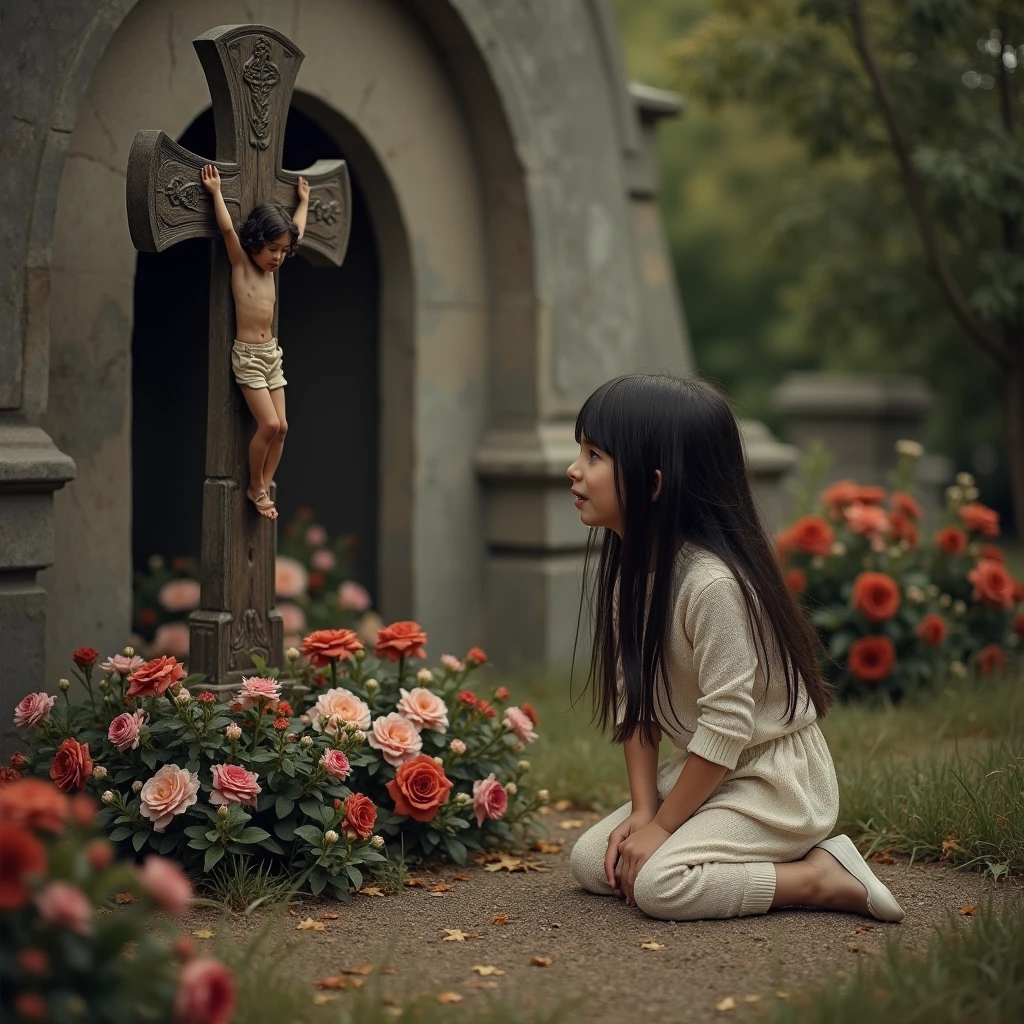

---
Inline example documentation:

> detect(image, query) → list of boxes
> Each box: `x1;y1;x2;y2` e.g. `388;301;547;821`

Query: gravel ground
180;814;1018;1022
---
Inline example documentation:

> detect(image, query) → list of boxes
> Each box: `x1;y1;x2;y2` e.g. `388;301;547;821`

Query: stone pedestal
0;420;75;755
740;419;800;532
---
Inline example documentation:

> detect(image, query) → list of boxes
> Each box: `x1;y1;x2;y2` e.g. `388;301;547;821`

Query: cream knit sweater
620;544;818;770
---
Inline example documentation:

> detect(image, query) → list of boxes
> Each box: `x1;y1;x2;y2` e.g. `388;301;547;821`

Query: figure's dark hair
239;203;299;258
573;374;832;746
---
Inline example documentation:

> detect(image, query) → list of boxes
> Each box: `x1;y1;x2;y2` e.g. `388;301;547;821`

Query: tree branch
846;0;1012;368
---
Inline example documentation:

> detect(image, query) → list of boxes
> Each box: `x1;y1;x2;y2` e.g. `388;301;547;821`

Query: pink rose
139;765;200;831
396;687;449;733
210;764;261;807
320;749;351;781
35;881;93;935
441;654;464;673
304;524;328;546
843;502;890;539
338;580;372;611
153;622;191;660
126;656;187;698
13;693;55;729
311;549;336;571
174;957;237;1024
158;578;201;612
449;738;466;755
136;855;192;916
275;555;308;599
472;774;508;827
277;602;307;635
367;713;423;767
310;687;371;735
108;709;148;752
503;706;538;744
99;654;145;677
230;676;280;712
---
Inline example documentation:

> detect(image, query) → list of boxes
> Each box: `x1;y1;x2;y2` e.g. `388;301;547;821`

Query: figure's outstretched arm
201;164;245;266
293;176;310;241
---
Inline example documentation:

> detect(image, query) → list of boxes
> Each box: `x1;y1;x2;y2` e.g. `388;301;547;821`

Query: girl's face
567;435;622;535
254;232;291;271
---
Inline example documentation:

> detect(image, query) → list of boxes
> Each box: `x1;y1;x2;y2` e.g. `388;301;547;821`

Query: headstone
125;24;351;682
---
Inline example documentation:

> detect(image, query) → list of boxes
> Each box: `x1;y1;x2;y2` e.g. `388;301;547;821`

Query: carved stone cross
125;25;351;682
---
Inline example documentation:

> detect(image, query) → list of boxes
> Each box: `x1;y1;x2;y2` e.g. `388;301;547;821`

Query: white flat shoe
815;834;905;922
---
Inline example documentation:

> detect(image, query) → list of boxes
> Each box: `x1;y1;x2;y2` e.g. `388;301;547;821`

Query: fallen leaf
381;967;396;975
941;838;963;859
442;928;481;942
492;914;510;925
467;980;499;990
431;883;453;892
429;891;448;898
315;977;347;990
341;965;374;976
454;874;471;881
312;994;336;1005
559;819;585;829
960;905;976;917
640;941;666;951
319;913;340;920
296;918;326;931
715;997;736;1012
384;1008;403;1018
847;944;862;953
192;930;214;940
870;854;895;865
531;841;563;854
553;799;573;812
472;965;506;976
775;990;790;1000
359;887;385;897
115;891;135;904
348;979;366;989
405;877;428;888
484;855;550;873
854;925;874;934
437;991;463;1004
742;995;761;1004
530;956;553;967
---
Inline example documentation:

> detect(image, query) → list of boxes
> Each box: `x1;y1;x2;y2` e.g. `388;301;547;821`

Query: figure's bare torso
232;259;277;342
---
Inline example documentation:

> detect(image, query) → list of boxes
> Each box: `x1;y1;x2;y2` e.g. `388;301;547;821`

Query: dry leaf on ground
192;930;214;940
442;929;481;942
315;978;348;990
532;841;563;854
319;913;340;920
312;994;336;1006
960;905;977;916
870;854;895;865
431;883;453;892
484;854;549;873
468;980;499;990
405;877;428;888
359;887;385;897
559;819;585;829
296;918;326;931
341;965;375;976
437;991;464;1004
553;799;573;812
640;941;666;950
941;838;963;858
472;965;506;976
530;956;553;967
115;891;135;904
715;997;736;1012
742;995;761;1003
454;874;471;881
854;925;874;934
492;914;510;925
775;990;790;1000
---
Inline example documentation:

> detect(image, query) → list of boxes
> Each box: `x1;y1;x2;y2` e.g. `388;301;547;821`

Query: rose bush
777;441;1023;700
10;623;545;901
0;777;236;1023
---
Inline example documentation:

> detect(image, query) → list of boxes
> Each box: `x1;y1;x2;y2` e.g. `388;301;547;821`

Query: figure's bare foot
247;486;277;520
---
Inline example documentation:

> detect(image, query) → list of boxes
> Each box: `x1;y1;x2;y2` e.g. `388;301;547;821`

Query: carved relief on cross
125;24;351;683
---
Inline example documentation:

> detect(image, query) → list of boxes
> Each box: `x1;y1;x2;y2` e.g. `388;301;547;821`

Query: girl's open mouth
571;488;587;509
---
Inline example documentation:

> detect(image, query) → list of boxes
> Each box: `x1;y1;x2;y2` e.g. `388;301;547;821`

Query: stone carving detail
229;608;271;663
163;176;204;211
309;196;342;226
241;36;280;150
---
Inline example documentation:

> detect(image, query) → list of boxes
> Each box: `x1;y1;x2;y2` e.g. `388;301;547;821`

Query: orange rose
821;479;860;509
958;502;999;537
385;754;453;822
855;485;887;505
844;503;889;539
847;636;896;683
375;621;428;662
343;793;377;839
789;516;834;557
0;779;70;833
891;492;922;521
915;614;947;647
979;545;1004;563
967;559;1015;610
975;644;1006;678
934;526;967;555
126;655;187;698
785;569;807;596
48;739;93;794
0;825;46;910
300;628;364;667
852;572;901;622
888;512;918;549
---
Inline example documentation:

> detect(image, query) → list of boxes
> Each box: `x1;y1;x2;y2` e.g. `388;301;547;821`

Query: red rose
126;656;187;698
49;739;93;794
9;753;30;772
855;485;887;505
375;621;428;662
0;767;22;787
494;686;510;701
891;492;922;521
967;559;1015;610
934;526;968;555
958;502;999;538
521;702;540;727
847;636;896;684
344;793;377;839
0;779;70;833
975;644;1006;678
72;647;98;669
0;825;46;910
785;569;807;596
775;529;795;564
978;545;1004;563
821;479;859;509
789;516;834;557
852;572;901;622
466;647;487;666
14;993;48;1020
888;512;918;549
385;754;453;822
308;571;325;591
914;614;947;647
300;629;364;668
475;699;496;719
459;690;477;705
278;701;293;717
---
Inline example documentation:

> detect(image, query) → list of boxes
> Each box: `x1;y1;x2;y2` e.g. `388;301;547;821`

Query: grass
741;900;1024;1024
197;856;300;913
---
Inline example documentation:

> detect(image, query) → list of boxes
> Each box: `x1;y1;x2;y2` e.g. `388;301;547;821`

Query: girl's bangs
574;381;617;455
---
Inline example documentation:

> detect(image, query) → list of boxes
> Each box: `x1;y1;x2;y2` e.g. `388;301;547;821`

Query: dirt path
181;815;1018;1022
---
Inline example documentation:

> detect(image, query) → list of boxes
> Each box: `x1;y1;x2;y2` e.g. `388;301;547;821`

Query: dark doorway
131;104;380;595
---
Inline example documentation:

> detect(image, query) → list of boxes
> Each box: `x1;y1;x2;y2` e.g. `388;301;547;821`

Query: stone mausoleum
1;0;795;728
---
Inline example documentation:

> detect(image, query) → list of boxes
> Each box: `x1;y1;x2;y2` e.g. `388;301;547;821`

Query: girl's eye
587;449;599;461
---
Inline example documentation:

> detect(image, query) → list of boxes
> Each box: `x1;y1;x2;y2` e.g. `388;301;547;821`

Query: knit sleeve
682;577;758;769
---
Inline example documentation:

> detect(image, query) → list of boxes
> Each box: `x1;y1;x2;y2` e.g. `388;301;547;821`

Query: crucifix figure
125;24;351;682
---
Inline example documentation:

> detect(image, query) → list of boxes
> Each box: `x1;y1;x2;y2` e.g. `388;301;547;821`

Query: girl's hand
296;176;310;201
604;809;655;890
615;820;672;906
201;164;221;194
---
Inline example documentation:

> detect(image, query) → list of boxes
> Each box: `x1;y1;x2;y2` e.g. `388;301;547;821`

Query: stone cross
125;25;351;682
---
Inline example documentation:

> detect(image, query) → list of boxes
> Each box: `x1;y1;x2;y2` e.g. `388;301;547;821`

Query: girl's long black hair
574;374;832;746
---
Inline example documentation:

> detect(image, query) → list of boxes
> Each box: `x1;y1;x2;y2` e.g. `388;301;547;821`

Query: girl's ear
651;469;663;502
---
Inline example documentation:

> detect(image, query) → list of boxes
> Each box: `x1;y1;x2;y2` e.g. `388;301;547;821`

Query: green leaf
108;826;133;842
188;838;212;850
204;846;226;872
184;825;210;839
346;865;362;891
235;827;271;844
829;631;854;659
257;837;285;855
309;867;327;896
155;831;179;855
140;748;158;769
274;818;297;841
131;830;148;852
275;795;295;818
250;653;267;673
281;758;296;777
443;836;468;865
294;825;325;846
299;798;324;819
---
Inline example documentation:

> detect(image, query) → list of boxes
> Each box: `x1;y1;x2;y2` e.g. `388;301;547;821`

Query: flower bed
777;442;1024;700
8;627;545;900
